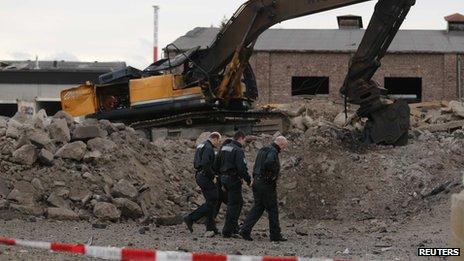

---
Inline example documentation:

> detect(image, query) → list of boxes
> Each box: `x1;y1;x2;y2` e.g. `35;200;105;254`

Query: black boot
239;230;253;241
270;235;287;242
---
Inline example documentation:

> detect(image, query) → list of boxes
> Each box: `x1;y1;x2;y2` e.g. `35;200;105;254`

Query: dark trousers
241;180;281;239
214;176;228;219
188;173;218;231
221;175;243;235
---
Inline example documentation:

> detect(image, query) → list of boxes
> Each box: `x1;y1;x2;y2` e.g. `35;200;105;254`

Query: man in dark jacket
215;131;251;238
239;136;288;242
213;139;232;219
184;132;222;234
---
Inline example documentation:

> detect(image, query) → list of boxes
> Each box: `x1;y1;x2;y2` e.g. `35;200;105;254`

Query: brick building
167;13;464;105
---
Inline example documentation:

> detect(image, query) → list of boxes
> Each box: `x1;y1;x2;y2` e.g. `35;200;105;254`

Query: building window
384;77;422;103
36;101;62;116
291;77;329;96
0;103;18;117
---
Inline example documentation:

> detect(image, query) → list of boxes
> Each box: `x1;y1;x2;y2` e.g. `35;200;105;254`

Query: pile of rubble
0;111;207;224
0;99;463;225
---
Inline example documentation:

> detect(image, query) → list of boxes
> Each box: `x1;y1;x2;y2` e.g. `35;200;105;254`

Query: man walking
215;131;251;238
184;132;222;234
239;136;288;242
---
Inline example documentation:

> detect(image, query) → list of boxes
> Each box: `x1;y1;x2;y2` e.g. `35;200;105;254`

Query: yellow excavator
61;0;414;144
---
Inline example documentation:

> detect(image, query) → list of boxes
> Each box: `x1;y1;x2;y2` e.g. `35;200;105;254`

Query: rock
29;131;52;149
48;118;71;143
113;123;126;131
47;207;79;221
10;204;44;216
92;223;108;229
0;199;8;209
47;192;70;209
55;141;87;161
449;101;464;118
0;117;7;129
32;109;49;129
113;198;143;219
334;112;354;127
93;202;121;221
302;115;314;128
15;134;31;149
72;125;107;141
138;227;149;234
291;116;306;131
82;172;99;183
31;178;44;192
6;119;23;139
69;188;92;204
38;149;54;166
12;145;37;165
0;178;10;198
99;120;118;134
87;137;117;152
111;179;138;199
53;111;74;126
83;150;102;163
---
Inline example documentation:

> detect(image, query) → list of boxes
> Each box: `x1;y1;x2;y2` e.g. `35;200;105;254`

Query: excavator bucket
363;99;410;146
61;84;97;117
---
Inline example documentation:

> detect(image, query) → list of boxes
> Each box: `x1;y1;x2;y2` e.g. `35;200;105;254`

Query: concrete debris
93;202;121;221
72;125;107;141
47;207;79;221
12;145;37;165
38;148;54;166
53;111;74;126
55;141;87;161
48;118;71;143
111;179;138;200
0;102;462;226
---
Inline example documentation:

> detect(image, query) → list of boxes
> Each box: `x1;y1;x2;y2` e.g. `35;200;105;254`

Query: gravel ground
0;192;451;261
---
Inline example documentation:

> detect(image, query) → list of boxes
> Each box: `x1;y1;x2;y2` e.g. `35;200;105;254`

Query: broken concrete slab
53;111;74;126
111;179;138;199
29;131;52;149
72;125;107;141
55;141;87;161
416;120;464;133
48;118;71;143
12;144;37;165
38;148;54;166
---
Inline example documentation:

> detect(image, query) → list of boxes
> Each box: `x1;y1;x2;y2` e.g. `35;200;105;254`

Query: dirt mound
277;125;464;220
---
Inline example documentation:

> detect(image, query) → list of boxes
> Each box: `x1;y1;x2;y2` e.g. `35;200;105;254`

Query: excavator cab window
96;83;130;112
291;77;329;96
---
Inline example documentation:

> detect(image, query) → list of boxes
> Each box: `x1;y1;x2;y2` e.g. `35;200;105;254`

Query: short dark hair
234;130;246;140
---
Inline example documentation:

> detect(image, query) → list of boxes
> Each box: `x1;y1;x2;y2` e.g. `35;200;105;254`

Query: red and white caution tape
0;236;348;261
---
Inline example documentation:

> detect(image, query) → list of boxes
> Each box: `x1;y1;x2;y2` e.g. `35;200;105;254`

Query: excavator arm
153;0;416;145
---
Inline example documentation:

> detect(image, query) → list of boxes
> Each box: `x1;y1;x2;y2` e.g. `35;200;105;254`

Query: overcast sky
0;0;461;68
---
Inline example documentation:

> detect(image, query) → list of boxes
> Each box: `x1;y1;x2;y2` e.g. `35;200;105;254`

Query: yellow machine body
60;74;206;118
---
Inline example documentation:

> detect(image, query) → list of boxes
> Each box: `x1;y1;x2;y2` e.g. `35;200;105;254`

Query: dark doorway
36;101;62;116
292;77;329;96
0;103;18;117
384;77;422;103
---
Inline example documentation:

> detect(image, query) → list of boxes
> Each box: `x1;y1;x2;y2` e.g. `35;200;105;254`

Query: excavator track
130;109;290;139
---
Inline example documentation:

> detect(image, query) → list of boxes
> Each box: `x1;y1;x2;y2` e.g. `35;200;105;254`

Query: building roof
0;60;126;72
168;27;464;54
445;13;464;23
